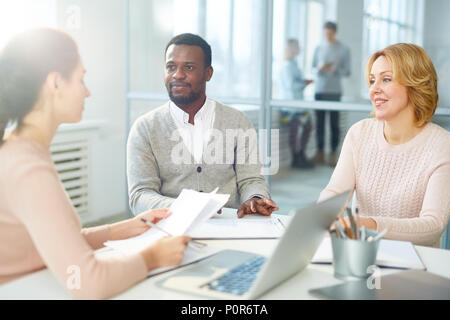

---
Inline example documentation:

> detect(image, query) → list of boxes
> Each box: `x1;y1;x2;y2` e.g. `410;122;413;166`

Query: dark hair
0;28;80;144
324;21;337;32
165;33;212;68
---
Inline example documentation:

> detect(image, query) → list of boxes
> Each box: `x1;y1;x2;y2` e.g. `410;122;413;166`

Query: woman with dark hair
0;28;190;299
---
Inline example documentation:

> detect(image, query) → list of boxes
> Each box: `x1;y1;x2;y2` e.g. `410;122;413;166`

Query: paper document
104;188;230;254
188;209;292;239
147;246;222;277
311;237;426;270
97;245;222;277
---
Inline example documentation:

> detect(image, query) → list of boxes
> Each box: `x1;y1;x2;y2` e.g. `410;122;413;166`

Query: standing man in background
311;21;350;167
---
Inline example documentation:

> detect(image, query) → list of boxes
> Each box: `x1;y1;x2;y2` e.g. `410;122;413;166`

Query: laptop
157;190;353;299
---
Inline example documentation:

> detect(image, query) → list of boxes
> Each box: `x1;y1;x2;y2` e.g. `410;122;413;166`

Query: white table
1;237;449;300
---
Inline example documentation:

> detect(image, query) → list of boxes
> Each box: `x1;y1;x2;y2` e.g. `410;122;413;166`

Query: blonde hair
365;43;438;127
284;39;299;61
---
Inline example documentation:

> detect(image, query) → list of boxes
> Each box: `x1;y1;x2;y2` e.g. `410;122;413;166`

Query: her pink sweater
0;137;147;299
319;118;450;247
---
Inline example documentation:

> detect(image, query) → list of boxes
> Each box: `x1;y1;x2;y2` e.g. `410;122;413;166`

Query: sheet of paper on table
103;188;229;275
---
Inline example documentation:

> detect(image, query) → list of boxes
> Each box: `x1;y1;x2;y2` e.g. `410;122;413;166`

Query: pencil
339;216;354;239
346;208;357;240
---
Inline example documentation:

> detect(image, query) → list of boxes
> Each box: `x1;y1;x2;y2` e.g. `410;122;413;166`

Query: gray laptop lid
247;190;352;298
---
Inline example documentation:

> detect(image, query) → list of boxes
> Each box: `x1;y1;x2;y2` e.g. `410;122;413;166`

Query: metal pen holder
331;230;380;281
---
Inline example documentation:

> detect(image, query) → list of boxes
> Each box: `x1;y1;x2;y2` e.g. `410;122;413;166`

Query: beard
168;85;203;107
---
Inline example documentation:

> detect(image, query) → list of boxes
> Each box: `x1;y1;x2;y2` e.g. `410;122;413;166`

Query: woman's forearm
109;217;140;240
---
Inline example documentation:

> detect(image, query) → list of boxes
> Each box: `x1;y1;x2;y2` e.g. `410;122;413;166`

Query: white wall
56;0;128;222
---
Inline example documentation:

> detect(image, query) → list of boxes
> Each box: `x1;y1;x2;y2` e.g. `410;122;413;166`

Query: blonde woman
0;28;191;299
319;43;450;247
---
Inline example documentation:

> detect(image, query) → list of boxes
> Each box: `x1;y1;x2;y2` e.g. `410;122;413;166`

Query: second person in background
278;39;314;169
311;21;351;167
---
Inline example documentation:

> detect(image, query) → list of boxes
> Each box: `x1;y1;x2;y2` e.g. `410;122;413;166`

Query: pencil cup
331;230;380;281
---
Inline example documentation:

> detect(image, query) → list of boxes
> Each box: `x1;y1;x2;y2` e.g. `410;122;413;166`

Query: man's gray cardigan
127;100;270;215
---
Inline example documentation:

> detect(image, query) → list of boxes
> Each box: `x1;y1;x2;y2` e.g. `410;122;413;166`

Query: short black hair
324;21;337;32
165;33;212;68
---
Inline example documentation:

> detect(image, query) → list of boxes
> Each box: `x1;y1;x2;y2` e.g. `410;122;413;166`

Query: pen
276;217;285;229
355;208;360;240
336;220;348;239
140;218;207;251
367;228;388;242
360;226;366;241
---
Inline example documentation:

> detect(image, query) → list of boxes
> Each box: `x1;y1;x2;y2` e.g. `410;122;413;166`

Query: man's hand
319;62;335;74
237;197;279;219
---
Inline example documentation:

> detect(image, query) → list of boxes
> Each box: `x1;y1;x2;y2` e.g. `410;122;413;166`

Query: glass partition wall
125;0;450;215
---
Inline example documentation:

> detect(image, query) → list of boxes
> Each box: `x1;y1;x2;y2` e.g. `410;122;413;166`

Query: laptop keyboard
206;256;267;295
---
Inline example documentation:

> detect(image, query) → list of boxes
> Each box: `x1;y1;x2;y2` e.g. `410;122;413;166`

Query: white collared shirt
169;98;216;163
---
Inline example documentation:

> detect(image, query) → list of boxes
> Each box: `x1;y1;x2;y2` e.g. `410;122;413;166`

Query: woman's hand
358;216;377;230
140;235;191;270
131;208;172;237
109;208;171;241
329;215;377;238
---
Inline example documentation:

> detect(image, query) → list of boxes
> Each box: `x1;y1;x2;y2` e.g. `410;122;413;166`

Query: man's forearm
130;190;175;215
238;178;271;204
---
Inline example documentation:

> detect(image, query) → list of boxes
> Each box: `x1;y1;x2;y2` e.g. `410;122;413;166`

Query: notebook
312;237;426;270
188;208;291;239
98;244;222;277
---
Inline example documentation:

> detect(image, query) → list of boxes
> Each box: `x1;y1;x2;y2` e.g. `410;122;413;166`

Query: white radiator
50;123;99;221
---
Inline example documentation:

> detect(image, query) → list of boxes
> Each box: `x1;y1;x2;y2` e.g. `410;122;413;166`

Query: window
272;0;324;100
361;0;424;97
0;0;57;49
128;0;264;101
128;0;202;94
